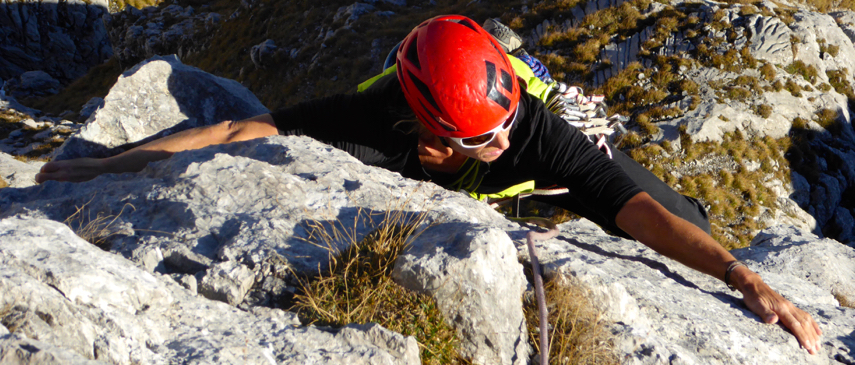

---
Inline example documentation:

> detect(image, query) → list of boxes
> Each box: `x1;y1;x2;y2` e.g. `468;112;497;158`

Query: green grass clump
784;60;819;84
827;69;855;99
785;79;803;97
815;108;842;136
108;0;164;12
757;104;773;118
760;63;777;81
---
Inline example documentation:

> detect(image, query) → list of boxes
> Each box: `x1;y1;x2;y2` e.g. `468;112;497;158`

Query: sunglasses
448;107;518;149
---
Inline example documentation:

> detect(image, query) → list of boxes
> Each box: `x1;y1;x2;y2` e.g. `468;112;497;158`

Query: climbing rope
510;216;559;365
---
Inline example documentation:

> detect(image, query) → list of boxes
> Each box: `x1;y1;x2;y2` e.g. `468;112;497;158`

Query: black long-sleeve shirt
271;73;642;224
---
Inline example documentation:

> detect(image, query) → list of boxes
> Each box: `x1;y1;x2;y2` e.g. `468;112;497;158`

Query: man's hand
734;266;823;354
36;158;107;183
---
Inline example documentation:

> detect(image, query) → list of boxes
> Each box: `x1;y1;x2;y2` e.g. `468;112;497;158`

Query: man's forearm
103;114;278;175
615;192;736;282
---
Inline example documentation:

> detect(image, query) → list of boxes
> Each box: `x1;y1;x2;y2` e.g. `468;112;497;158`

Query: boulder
522;218;855;364
393;224;530;364
0;152;43;188
51;55;270;161
0;217;420;365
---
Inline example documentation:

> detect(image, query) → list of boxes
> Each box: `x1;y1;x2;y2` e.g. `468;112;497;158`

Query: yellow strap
358;65;398;93
469;180;536;201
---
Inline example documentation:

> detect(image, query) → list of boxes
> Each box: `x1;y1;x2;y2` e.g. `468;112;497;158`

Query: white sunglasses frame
447;107;518;149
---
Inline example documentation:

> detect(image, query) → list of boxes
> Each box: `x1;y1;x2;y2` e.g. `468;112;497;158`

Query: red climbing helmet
396;15;521;139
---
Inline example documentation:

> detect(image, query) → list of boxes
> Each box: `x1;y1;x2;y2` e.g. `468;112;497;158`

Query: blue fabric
516;54;552;83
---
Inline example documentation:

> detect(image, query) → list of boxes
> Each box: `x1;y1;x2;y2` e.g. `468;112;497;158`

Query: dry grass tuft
833;291;855;308
289;207;469;364
0;176;7;189
108;0;164;12
524;276;618;365
629;130;790;249
64;201;135;251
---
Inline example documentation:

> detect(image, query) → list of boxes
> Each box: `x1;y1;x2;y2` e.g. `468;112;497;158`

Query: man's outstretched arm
36;114;279;183
615;192;823;354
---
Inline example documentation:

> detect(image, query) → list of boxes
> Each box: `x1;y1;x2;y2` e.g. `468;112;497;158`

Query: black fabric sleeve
269;73;416;171
519;95;643;223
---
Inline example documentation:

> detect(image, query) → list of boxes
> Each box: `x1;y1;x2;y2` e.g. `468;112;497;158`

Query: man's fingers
781;311;821;354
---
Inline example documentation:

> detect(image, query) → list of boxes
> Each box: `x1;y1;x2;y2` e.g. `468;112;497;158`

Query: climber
35;15;822;354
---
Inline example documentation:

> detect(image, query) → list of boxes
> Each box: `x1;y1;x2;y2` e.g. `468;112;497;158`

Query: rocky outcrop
2;56;854;363
525;218;855;364
51;55;269;161
0;217;420;365
0;152;42;188
0;0;113;97
2;135;853;364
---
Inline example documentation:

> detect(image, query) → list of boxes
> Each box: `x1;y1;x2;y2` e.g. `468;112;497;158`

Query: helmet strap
440;137;451;148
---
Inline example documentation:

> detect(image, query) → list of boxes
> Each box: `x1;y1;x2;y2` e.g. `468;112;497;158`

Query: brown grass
629;131;790;249
524;276;618;365
64;201;135;251
0;176;7;189
833;291;855;308
289;206;472;364
108;0;165;12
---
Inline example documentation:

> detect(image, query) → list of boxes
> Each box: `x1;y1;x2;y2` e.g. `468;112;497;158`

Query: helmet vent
408;70;441;112
406;39;421;70
445;17;479;33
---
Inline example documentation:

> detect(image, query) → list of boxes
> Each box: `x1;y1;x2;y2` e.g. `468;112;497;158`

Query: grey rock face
742;225;855;304
0;0;112;88
250;39;277;69
2;70;62;98
0;333;108;365
0;217;420;365
746;15;792;65
0;152;43;188
198;260;257;305
521;218;855;365
393;224;530;365
51;55;269;161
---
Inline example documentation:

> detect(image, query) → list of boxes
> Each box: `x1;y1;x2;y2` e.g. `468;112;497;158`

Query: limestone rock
0;217;420;364
742;225;855;304
3;70;62;99
0;152;43;188
745;14;792;65
250;39;277;69
198;260;257;305
520;218;855;364
393;223;530;364
107;4;219;67
51;55;269;161
0;334;108;365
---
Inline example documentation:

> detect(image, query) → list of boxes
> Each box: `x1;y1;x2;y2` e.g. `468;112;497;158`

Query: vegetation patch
784;60;819;84
108;0;165;12
65;201;135;251
523;277;618;365
288;209;470;364
629;130;790;249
